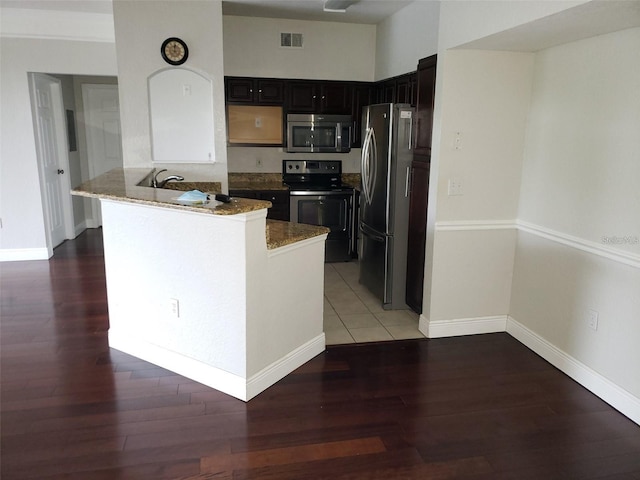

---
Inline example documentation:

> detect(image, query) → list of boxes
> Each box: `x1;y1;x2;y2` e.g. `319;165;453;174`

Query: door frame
29;73;75;258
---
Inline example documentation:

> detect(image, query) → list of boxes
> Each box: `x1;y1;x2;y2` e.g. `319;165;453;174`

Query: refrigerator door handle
360;222;386;243
361;127;376;205
361;128;371;204
404;165;411;198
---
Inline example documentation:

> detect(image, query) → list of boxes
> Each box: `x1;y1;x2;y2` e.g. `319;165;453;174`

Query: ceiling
2;0;639;49
0;0;413;24
221;0;412;24
459;0;640;52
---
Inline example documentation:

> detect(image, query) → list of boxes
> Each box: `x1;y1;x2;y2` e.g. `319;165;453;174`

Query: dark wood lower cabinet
229;189;290;221
405;160;430;313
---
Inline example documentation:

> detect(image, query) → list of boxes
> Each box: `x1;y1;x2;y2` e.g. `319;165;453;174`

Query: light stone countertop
72;168;328;250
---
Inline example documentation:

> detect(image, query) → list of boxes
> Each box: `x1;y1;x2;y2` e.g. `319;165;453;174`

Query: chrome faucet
152;169;185;188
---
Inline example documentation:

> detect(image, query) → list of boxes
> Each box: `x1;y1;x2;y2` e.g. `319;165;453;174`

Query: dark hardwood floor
2;228;639;479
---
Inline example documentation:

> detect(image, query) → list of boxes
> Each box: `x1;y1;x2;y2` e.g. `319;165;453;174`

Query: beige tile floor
324;261;425;345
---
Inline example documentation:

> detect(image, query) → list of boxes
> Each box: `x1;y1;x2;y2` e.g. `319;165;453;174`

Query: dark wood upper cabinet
351;83;372;147
320;83;351;114
287;81;351;114
413;56;437;157
373;72;416;105
225;77;284;105
287;81;316;111
396;73;416;105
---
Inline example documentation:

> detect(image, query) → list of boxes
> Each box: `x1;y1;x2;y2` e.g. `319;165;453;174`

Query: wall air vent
281;33;303;48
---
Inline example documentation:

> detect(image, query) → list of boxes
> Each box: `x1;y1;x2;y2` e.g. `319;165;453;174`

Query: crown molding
0;7;115;43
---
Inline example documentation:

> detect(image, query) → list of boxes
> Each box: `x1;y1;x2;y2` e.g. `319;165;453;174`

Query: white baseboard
246;334;326;400
507;317;640;426
108;329;325;402
0;247;50;262
108;329;248;400
74;221;88;237
419;315;507;338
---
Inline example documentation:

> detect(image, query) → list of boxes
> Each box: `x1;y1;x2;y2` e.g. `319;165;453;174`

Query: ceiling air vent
281;33;303;48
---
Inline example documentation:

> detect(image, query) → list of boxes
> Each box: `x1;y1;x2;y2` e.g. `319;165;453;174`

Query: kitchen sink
161;182;222;193
136;171;221;193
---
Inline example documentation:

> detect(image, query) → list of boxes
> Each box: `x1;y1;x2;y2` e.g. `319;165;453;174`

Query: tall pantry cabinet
406;55;437;313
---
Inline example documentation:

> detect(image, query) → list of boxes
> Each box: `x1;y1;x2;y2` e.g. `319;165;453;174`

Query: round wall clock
161;37;189;65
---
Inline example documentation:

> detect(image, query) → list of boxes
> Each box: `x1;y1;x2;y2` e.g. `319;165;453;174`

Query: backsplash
227;146;362;173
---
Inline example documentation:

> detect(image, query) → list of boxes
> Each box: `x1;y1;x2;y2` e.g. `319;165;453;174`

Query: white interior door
82;84;123;226
30;73;73;252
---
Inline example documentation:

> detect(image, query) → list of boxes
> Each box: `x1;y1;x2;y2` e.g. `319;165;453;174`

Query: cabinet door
380;80;396;103
351;83;372;147
257;79;284;104
230;189;290;221
320;82;351;114
226;78;255;103
258;190;290;221
414;55;437;157
396;74;416;105
287;82;317;112
405;160;430;313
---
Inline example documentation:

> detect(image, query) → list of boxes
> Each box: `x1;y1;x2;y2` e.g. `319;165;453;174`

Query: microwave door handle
408;116;413;150
337;123;342;151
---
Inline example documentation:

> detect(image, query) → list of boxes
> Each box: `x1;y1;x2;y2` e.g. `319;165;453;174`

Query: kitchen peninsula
73;168;329;401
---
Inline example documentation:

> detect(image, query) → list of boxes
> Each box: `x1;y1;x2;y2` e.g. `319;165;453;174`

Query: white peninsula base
101;199;327;401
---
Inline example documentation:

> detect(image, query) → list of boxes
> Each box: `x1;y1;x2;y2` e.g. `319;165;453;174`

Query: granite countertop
72;168;329;250
72;168;271;216
266;219;329;249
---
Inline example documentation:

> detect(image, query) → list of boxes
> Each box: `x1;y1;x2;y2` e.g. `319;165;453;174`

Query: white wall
223;16;376;81
112;0;228;184
374;0;439;80
511;28;640;404
426;50;534;325
0;36;117;258
419;0;599;325
518;27;640;253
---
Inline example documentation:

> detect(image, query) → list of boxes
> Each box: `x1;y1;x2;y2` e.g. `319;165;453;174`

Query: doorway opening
29;73;121;257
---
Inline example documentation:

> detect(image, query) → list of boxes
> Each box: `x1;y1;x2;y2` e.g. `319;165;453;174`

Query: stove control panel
283;160;341;175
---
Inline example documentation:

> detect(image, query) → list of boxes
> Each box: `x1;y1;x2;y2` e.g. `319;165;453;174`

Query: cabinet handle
259;89;262;93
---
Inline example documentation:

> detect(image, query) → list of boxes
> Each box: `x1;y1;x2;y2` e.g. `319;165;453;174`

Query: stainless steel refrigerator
359;103;414;310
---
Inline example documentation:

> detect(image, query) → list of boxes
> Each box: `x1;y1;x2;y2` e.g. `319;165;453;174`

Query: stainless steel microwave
286;114;352;153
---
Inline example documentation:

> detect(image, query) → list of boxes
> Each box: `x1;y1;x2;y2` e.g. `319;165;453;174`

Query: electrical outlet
448;178;463;196
588;309;599;331
170;298;180;318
